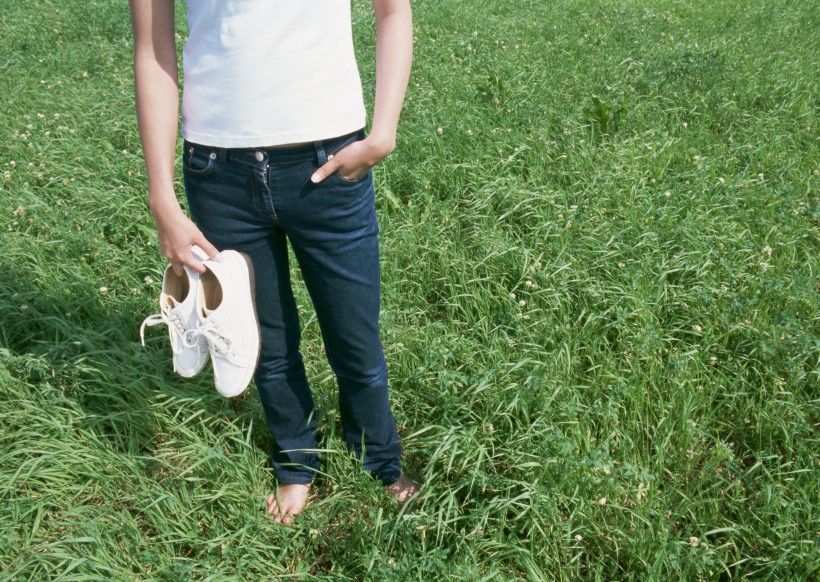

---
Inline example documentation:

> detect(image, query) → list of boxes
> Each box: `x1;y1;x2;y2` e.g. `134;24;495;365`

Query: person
128;0;418;525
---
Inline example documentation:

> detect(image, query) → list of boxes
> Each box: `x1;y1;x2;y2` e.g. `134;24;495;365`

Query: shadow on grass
0;256;274;461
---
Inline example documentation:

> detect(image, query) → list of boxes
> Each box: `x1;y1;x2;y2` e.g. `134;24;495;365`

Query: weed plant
0;0;817;579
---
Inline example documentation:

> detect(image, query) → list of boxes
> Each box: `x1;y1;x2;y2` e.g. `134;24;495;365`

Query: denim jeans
182;129;402;486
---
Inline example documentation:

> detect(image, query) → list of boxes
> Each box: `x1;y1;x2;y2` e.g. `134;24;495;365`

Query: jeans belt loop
217;147;227;163
314;140;327;166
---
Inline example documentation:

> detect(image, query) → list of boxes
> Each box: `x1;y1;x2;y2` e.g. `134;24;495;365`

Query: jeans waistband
184;129;364;165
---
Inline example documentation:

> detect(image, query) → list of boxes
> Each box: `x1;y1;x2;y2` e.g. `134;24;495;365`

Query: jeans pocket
183;141;216;177
331;168;371;185
324;130;370;185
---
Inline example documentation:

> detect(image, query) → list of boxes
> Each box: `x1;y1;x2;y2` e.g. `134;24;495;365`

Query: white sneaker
140;264;209;378
195;250;260;397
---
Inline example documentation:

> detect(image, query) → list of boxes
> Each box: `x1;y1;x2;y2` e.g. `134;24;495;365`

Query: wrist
365;132;396;158
148;191;183;218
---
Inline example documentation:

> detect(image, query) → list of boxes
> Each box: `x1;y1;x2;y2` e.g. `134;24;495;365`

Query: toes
265;484;309;524
267;495;279;513
386;475;420;503
265;499;297;524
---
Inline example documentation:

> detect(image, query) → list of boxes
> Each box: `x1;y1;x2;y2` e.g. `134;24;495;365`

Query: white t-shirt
182;0;366;148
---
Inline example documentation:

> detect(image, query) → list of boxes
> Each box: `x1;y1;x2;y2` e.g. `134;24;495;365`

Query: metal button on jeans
255;151;264;161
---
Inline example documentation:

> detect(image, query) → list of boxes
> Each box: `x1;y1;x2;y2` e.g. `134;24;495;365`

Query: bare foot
266;483;310;525
385;473;419;504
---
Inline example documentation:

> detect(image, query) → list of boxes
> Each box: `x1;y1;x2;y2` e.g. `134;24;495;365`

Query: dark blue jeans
182;130;402;486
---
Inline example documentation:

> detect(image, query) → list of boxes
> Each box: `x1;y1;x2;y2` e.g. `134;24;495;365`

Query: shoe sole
219;250;262;397
238;250;262;371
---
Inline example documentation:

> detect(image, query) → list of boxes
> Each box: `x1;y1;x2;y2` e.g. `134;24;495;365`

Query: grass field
1;0;818;579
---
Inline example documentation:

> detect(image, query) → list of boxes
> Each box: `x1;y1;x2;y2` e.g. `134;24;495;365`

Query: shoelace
193;320;232;356
140;310;202;352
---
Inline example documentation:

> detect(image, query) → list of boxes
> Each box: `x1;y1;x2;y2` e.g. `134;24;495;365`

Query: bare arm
129;0;218;274
311;0;413;183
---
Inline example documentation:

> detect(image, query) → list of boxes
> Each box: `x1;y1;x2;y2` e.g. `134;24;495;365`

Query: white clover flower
762;245;773;256
665;191;671;198
575;534;583;541
436;127;443;135
692;324;703;333
598;497;607;506
689;536;699;548
143;275;154;285
518;300;526;307
99;286;109;294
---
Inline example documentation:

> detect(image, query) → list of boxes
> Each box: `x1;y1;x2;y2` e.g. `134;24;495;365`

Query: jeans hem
274;475;314;486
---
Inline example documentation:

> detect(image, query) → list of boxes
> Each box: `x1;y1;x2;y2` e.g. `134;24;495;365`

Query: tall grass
1;0;817;578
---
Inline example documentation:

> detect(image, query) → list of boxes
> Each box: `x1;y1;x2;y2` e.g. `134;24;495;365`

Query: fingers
310;155;341;184
311;140;376;183
196;238;223;263
156;214;221;274
163;242;220;275
169;247;207;275
190;238;222;273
